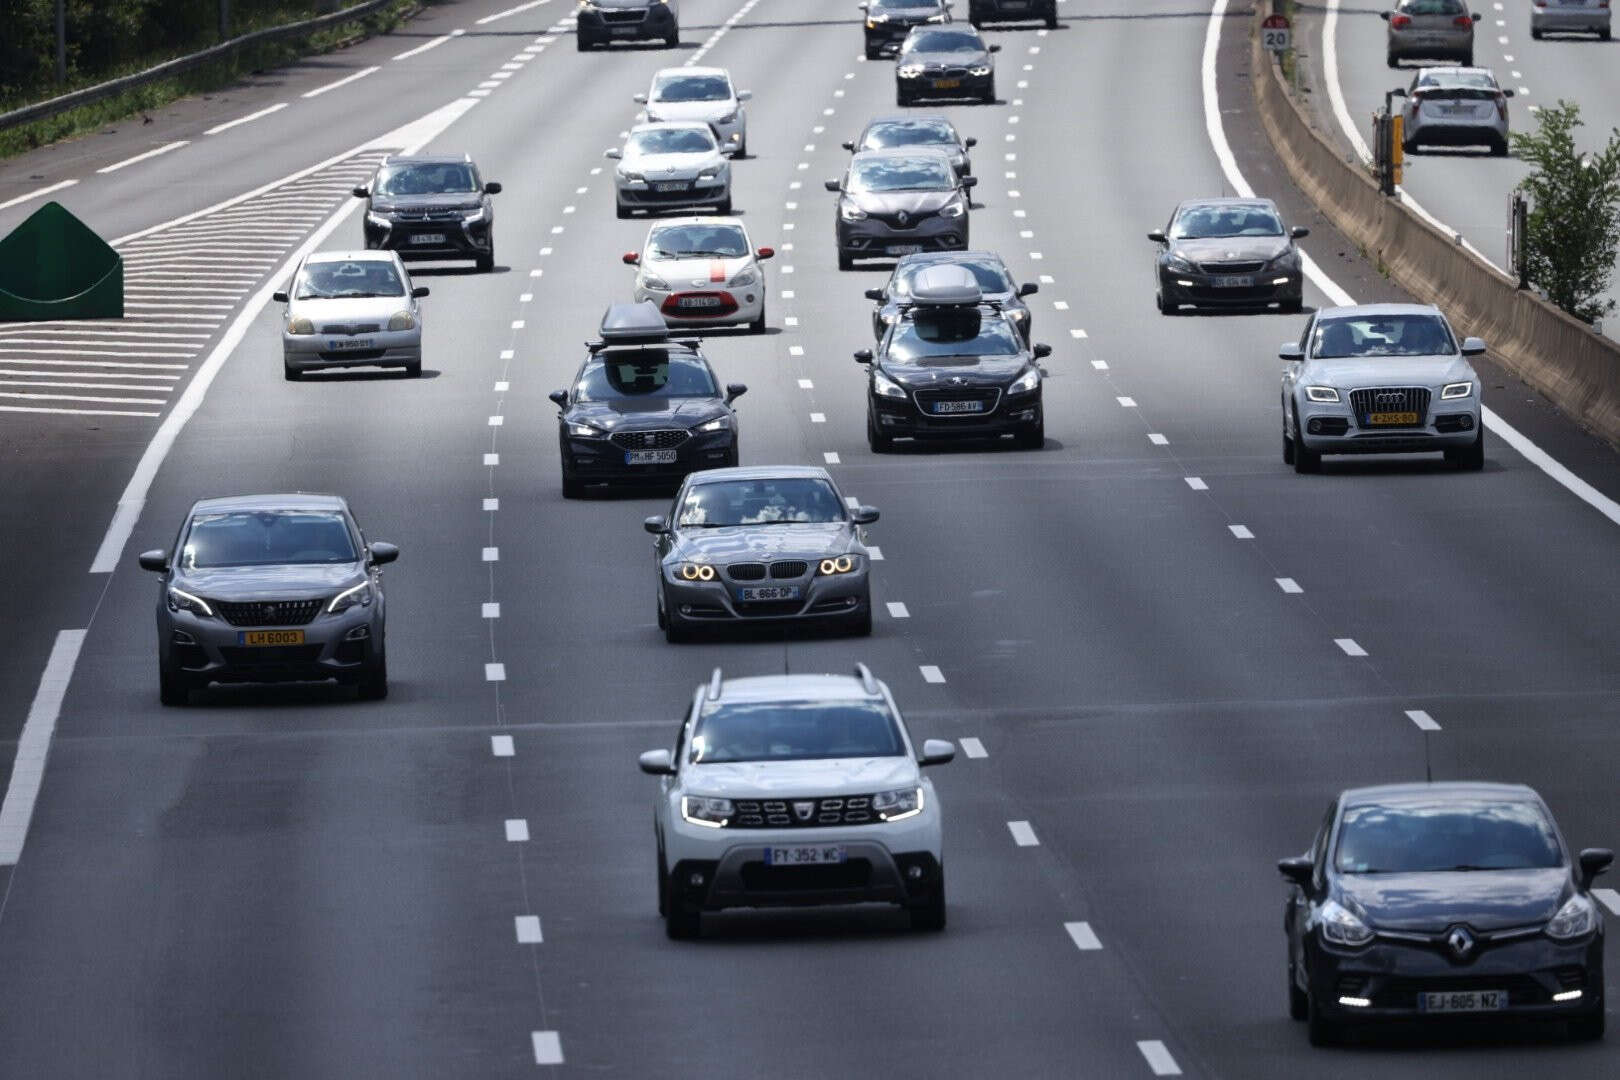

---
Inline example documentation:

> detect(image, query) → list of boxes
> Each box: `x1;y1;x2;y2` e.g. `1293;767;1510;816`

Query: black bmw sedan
1280;782;1610;1045
551;303;745;498
1150;197;1306;314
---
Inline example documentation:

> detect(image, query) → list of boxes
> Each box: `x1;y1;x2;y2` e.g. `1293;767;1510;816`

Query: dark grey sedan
138;493;397;704
1150;197;1307;314
827;149;976;270
843;115;977;176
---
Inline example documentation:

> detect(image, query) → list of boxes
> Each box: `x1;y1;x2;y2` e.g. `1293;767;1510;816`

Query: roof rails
854;663;881;696
707;667;724;701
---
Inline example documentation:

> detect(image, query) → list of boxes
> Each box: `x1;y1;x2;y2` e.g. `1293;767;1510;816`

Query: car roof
653;65;729;79
863;114;956;129
1315;302;1443;319
647;215;747;230
190;493;348;514
1176;196;1279;211
851;146;955;161
896;250;1007;268
1340;781;1542;809
380;153;475;166
687;465;833;485
304;249;398;265
708;673;887;704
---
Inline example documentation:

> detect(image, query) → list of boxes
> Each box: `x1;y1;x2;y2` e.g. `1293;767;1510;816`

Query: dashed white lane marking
824;451;840;464
500;62;523;71
886;601;910;619
515;915;543;943
529;269;542;277
0;179;78;212
302;66;380;99
1276;577;1302;594
500;349;514;360
810;412;826;423
484;453;499;466
505;819;530;842
511;320;525;329
97;141;189;174
1052;300;1069;310
482;547;499;561
477;0;550;23
919;665;945;684
0;629;86;865
867;546;884;561
483;497;499;511
488;415;504;426
1136;1040;1182;1076
1091;359;1108;370
491;734;515;756
1406;709;1441;731
1185;477;1208;491
393;32;456;60
784;316;799;326
797;378;814;389
520;293;533;302
532;1032;564;1066
959;737;987;759
1335;638;1368;657
789;345;805;357
1008;820;1040;847
1594;888;1620;917
494;380;509;391
1065;921;1103;951
485;663;506;682
1228;524;1253;539
1028;251;1042;260
483;602;501;619
1147;433;1168;446
204;102;288;136
1116;396;1136;408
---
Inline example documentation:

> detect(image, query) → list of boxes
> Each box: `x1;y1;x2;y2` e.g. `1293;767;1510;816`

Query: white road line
515;915;543;943
1091;359;1108;370
0;357;186;369
505;819;530;841
0;379;175;393
886;601;909;619
1229;524;1253;539
491;734;515;756
868;545;883;561
810;412;826;423
0;369;177;381
1136;1040;1182;1076
1008;820;1040;846
789;345;805;356
959;737;987;758
824;451;840;464
483;602;501;619
484;453;500;466
301;66;380;99
483;547;499;561
494;380;509;391
393;33;455;60
1594;888;1620;917
488;416;503;427
1185;477;1208;491
97;141;189;174
0;390;166;405
1052;300;1069;310
1406;709;1441;731
0;348;191;359
0;630;86;865
1148;433;1168;446
1064;921;1103;950
919;665;945;684
797;378;814;389
0;178;78;211
1116;396;1136;408
1276;577;1302;594
204;103;288;136
483;497;499;511
485;663;506;682
1335;638;1368;657
511;320;525;329
531;1032;564;1065
0;404;158;417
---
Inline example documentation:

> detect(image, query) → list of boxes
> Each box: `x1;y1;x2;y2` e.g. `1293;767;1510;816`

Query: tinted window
688;700;904;763
1171;204;1284;239
651;73;730;102
849;155;954;192
862;120;957;150
294;260;404;299
1311;313;1455;358
648;223;749;258
889;311;1022;362
895;259;1011;296
906;29;982;51
676;477;845;527
628;128;716;155
576;354;717;400
183;511;357;569
1335;798;1563;873
1398;0;1464;13
374;163;478;196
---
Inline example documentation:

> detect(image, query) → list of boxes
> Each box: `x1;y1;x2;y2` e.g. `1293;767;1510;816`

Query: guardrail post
54;0;67;83
1508;191;1529;290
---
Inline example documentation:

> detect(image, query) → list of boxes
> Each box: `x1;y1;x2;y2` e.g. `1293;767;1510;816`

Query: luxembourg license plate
239;629;304;646
325;337;375;350
655;181;690;192
677;296;723;309
410;233;445;244
934;399;984;414
1212;275;1254;288
933;78;961;89
887;244;923;255
738;585;800;602
1368;411;1420;425
610;24;638;34
624;449;678;465
765;844;845;866
1420;989;1506;1013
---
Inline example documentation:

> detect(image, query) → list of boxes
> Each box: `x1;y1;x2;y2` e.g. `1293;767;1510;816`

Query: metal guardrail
0;0;397;134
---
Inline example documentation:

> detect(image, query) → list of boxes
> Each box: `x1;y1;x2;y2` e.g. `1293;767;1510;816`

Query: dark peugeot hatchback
1280;782;1610;1045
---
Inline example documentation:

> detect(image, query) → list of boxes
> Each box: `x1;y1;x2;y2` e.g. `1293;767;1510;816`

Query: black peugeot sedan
1150;197;1307;314
354;154;501;272
551;303;745;498
865;250;1037;341
857;263;1049;451
1280;782;1610;1045
859;0;951;59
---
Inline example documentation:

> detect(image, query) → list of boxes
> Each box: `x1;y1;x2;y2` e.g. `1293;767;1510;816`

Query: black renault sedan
1150;197;1307;314
859;0;951;59
551;303;745;497
1280;782;1610;1045
354;154;501;272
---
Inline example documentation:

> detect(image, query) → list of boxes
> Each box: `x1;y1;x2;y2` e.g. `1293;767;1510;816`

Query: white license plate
610;24;638;34
765;844;845;866
410;233;445;244
887;244;924;255
654;181;690;192
933;399;984;414
325;337;376;350
738;585;800;601
1212;275;1254;288
677;296;723;308
624;449;678;465
1420;990;1507;1013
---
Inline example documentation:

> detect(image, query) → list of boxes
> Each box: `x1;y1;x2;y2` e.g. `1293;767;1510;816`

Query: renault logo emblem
896;210;910;226
1446;926;1476;959
793;801;815;821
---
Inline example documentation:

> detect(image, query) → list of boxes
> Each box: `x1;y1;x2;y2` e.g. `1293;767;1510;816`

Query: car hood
905;48;991;67
672;522;857;561
684;756;917;798
1338;869;1570;933
568;398;725;429
175;563;364;601
370;194;481;214
883;355;1029;385
644;101;736;123
286;295;409;321
644;255;754;287
593;0;650;8
1169;236;1292;264
847;188;957;214
1301;356;1475;388
625;151;723;176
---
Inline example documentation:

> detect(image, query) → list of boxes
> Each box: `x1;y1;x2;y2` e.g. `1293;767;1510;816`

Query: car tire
158;658;190;707
1014;417;1044;450
1402;137;1419;155
908;868;946;931
1283;430;1296;466
562;471;585;499
1570;1008;1605;1041
838;251;855;271
1386;52;1399;68
1461;51;1474;66
656;592;668;631
749;302;766;334
664;603;696;644
616;199;632;220
283;362;303;381
665;30;679;48
1292;410;1321;473
665;894;701;939
357;647;388;701
1156;289;1179;316
896;89;911;108
1447;426;1485;471
656;844;670;917
716;196;732;215
1306;985;1340;1046
1490;136;1509;157
1045;10;1058;29
845;603;873;637
1531;27;1544;39
1288;963;1309;1021
1280;294;1303;314
402;359;422;378
1600;27;1611;41
866;45;883;60
867;408;894;452
477;249;495;273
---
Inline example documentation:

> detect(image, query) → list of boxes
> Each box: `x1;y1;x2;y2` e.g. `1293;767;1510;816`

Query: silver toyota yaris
274;250;428;380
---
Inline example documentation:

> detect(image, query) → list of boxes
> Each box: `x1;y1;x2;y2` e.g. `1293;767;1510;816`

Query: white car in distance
623;217;774;333
607;123;732;219
636;66;751;157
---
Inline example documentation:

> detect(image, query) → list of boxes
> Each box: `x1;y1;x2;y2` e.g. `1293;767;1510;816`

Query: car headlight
1546;894;1597;941
873;786;923;822
693;416;731;434
1008;368;1040;395
365;211;391;229
579;0;600;10
287;316;315;335
1163;251;1196;273
1265;251;1299;272
728;269;756;287
872;369;907;400
566;421;605;438
1440;381;1473;400
620;171;646;184
635;274;667;292
717;110;738;124
676;562;717;582
1304;386;1340;403
897;64;924;78
938;200;966;219
327;581;373;614
387;311;415;331
817;554;859;576
866;12;888;22
968;64;992;76
840;201;868;222
461;207;486;224
697;171;721;182
1319;899;1374;948
166;587;213;617
681;795;733;828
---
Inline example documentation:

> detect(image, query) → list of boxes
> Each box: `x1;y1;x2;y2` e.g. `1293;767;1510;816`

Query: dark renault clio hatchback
354;154;501;272
551;303;746;497
1280;782;1610;1045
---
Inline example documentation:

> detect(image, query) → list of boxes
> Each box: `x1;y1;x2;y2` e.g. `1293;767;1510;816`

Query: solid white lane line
515;915;543;943
919;665;945;684
1008;820;1039;847
1276;577;1302;594
491;734;515;756
1594;888;1620;917
1136;1040;1182;1076
1148;433;1168;446
1185;477;1208;491
532;1032;563;1065
1065;921;1103;950
0;390;166;405
1229;524;1253;539
204;102;289;136
301;66;380;99
0;179;78;211
483;602;501;619
959;737;987;759
485;663;506;682
824;452;840;464
1335;638;1368;657
1406;709;1441;731
483;547;499;561
505;819;530;841
886;601;909;619
0;369;177;381
0;379;176;393
484;453;499;466
0;630;86;865
97;141;189;174
1116;396;1136;408
483;497;499;511
393;33;455;60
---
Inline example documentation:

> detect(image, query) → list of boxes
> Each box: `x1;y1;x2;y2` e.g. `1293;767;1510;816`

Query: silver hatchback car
1531;0;1611;39
1401;67;1513;155
274;251;428;380
1383;0;1480;66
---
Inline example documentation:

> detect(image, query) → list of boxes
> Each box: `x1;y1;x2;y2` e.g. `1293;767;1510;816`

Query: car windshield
651;74;730;102
906;29;982;51
182;510;357;569
676;477;845;527
1171;204;1284;239
889;309;1021;363
293;260;405;299
848;155;953;193
629;128;716;156
575;353;717;400
1312;313;1456;358
894;260;1011;297
648;224;749;259
1335;798;1564;873
688;700;905;764
373;163;478;196
862;120;957;150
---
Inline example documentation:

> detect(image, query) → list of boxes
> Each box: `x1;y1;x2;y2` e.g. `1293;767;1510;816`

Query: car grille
731;795;878;828
1197;260;1265;274
217;645;323;666
601;8;646;22
393;209;466;222
913;387;1002;416
770;560;808;579
608;428;689;451
1350;386;1431;427
868;209;933;230
726;563;767;581
922;66;971;79
318;323;381;335
214;599;324;627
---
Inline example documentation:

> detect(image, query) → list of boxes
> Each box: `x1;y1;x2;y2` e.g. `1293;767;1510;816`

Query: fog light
1175;279;1194;287
906;865;924;880
688;871;706;887
344;626;370;640
1457;414;1473;430
1337;996;1371;1008
171;630;196;645
1553;989;1583;1002
1307;418;1324;434
745;294;756;303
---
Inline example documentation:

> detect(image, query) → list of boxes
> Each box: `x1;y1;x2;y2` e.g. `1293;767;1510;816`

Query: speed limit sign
1262;13;1292;52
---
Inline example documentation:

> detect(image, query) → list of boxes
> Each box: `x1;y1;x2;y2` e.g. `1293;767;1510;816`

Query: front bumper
1296;395;1480;455
363;215;490;260
282;328;421;371
662;562;870;624
970;0;1057;21
577;4;675;42
873;386;1041;441
1160;265;1301;309
898;70;994;101
837;216;965;260
1530;7;1610;33
616;176;729;211
562;428;734;485
634;283;763;327
159;604;380;685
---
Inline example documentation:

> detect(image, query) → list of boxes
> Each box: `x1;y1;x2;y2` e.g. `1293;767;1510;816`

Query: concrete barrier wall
1248;19;1620;447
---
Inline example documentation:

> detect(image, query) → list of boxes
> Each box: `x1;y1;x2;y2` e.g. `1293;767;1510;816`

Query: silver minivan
1383;0;1480;66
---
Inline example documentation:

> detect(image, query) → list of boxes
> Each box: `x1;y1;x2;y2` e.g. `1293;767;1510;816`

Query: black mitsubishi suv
857;263;1049;451
355;154;501;272
550;303;746;497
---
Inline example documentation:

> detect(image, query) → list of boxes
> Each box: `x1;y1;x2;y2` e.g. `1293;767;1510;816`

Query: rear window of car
294;260;404;299
689;700;905;763
1335;798;1563;873
183;511;357;569
576;353;717;400
1311;313;1456;358
1398;0;1465;13
1418;71;1498;91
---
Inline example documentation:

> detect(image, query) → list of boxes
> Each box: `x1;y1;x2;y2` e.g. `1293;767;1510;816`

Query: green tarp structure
0;201;122;321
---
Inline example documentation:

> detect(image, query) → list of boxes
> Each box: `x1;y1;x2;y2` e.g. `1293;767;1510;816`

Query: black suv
354;154;500;272
577;0;679;49
857;264;1049;451
860;0;951;59
968;0;1057;30
550;303;745;497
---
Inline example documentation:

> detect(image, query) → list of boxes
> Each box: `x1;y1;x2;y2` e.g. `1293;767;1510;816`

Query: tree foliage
1511;99;1620;324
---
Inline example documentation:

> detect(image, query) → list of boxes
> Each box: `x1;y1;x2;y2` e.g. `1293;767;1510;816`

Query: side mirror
622;252;640;265
857;2;868;9
1460;336;1487;357
351;185;369;198
604;148;622;160
725;382;748;404
1379;10;1390;20
272;291;289;303
918;738;955;766
638;748;676;775
824;179;842;192
548;389;569;408
1279;343;1305;362
736;90;753;102
841;140;856;151
755;246;775;260
964;136;977;148
1147;229;1167;243
1502;88;1515;99
137;549;168;573
632;93;648;104
484;181;502;194
643;516;669;536
1470;11;1482;21
1017;281;1039;297
368;541;400;566
864;288;885;301
1032;343;1052;359
851;505;880;525
1579;848;1614;889
412;286;430;298
1290;225;1310;239
854;348;874;364
960;175;978;189
988;43;1001;52
1277;855;1314;887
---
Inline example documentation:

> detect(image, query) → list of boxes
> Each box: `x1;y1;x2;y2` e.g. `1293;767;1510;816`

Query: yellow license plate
240;629;305;646
933;79;960;89
1368;411;1419;425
